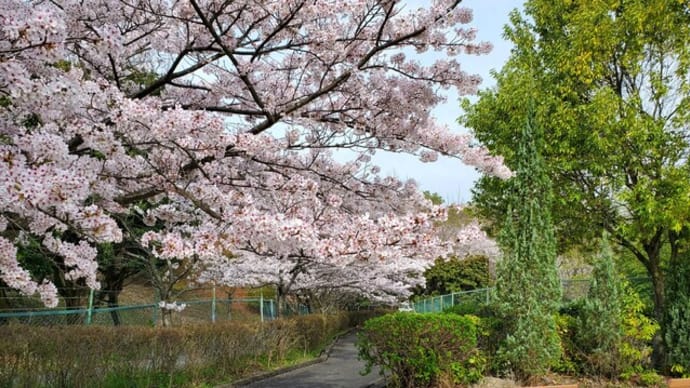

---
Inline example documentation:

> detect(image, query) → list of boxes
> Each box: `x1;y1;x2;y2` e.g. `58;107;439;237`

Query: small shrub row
357;312;485;388
440;285;661;386
0;310;382;387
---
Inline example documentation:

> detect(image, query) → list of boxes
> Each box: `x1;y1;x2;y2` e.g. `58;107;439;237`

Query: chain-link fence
413;288;491;313
412;276;653;314
0;286;282;326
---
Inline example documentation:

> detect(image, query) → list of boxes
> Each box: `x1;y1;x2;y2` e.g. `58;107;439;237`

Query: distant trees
421;255;490;296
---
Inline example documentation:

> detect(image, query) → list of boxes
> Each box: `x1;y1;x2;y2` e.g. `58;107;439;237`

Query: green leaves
357;313;484;387
421;255;490;296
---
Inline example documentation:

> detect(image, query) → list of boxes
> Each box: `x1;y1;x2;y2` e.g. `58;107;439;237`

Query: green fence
412;276;653;314
412;288;491;313
0;287;281;326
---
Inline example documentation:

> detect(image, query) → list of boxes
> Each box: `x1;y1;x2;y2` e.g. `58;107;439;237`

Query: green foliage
52;60;72;72
421;255;490;296
21;113;42;129
463;2;690;360
444;302;506;375
575;237;623;376
16;236;55;281
493;105;562;381
124;69;163;96
664;249;690;376
553;312;578;375
0;95;11;108
560;280;660;384
357;312;485;388
423;191;444;206
443;300;483;316
618;282;660;376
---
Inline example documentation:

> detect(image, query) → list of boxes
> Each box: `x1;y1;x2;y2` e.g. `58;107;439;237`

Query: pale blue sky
374;0;524;204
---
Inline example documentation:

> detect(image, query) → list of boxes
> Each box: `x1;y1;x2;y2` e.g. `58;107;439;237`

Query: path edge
219;328;361;387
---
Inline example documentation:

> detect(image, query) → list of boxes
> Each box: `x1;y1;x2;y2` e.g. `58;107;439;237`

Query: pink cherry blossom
0;0;509;305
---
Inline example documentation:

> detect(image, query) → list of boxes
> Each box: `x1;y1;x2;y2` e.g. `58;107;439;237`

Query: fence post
152;291;159;326
86;288;94;325
451;292;455;306
211;285;217;323
269;299;274;320
260;292;264;323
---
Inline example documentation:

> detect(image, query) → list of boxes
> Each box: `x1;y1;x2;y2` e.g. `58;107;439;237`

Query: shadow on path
238;332;382;388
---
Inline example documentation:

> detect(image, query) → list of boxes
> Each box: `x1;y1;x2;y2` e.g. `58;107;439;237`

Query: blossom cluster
158;301;187;312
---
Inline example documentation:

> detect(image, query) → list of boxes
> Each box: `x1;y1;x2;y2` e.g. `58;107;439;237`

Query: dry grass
0;310;382;387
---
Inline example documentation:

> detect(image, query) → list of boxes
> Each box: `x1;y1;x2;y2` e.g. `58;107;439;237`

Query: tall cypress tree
495;103;561;380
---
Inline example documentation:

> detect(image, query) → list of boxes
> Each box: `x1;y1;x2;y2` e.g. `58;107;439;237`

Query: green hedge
0;310;382;387
357;312;485;388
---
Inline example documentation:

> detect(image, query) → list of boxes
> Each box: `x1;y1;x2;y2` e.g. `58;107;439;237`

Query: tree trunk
107;289;121;326
276;289;286;318
161;309;173;327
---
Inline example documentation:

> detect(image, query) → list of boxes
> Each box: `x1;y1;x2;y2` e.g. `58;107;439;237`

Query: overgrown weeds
0;310;381;387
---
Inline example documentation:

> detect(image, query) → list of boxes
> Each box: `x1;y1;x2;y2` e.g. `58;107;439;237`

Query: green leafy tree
494;105;561;381
462;0;690;363
421;255;490;296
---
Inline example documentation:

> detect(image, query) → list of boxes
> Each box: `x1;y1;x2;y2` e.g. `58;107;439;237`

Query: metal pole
211;285;217;323
86;288;94;325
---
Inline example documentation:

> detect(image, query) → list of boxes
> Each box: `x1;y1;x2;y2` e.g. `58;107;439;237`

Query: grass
0;311;384;387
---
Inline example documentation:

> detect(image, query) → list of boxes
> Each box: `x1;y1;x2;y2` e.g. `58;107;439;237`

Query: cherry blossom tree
1;0;509;307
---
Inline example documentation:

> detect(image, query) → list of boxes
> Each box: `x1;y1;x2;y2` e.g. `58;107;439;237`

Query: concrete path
239;332;383;388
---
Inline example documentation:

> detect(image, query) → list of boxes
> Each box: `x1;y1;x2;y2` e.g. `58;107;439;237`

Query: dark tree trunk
107;289;121;326
276;285;286;318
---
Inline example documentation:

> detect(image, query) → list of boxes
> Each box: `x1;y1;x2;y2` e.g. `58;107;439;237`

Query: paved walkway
239;332;383;388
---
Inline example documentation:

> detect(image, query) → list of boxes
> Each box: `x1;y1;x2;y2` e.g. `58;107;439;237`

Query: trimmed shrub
444;301;505;373
357;312;485;388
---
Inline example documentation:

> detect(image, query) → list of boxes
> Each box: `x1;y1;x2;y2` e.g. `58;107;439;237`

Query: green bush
664;253;690;377
443;300;483;316
0;311;370;387
617;282;660;384
558;281;660;385
444;301;505;373
357;312;485;388
574;237;623;377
